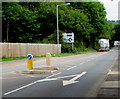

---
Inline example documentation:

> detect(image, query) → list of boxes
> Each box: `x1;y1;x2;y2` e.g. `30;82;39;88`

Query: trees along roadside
2;1;115;53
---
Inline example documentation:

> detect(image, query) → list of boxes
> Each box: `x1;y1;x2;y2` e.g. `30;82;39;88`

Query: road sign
27;54;33;60
62;33;74;43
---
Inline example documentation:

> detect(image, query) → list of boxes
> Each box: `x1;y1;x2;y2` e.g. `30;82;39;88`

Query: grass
0;56;45;62
1;48;96;62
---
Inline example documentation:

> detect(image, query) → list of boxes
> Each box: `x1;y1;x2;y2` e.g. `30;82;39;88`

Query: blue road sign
27;54;33;60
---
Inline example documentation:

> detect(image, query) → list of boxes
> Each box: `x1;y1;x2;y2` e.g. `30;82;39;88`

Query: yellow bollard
27;60;33;70
46;53;51;66
27;54;33;70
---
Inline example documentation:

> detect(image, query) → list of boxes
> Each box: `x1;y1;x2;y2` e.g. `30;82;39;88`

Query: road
1;49;118;97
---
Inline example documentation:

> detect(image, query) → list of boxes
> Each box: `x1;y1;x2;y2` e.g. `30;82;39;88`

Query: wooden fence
0;43;61;57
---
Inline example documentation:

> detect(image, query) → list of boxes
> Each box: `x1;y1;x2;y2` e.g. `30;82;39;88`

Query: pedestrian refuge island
19;53;58;74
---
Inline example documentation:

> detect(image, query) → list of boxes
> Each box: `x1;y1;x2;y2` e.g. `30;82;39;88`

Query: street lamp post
56;3;70;54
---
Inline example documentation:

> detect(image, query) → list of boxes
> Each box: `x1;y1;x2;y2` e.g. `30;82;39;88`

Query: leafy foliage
114;23;120;41
2;1;116;52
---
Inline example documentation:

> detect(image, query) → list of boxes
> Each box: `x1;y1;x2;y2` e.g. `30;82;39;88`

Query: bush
62;44;73;53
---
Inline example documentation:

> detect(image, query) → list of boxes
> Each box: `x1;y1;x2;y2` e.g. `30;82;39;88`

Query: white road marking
18;73;36;78
4;78;57;96
108;69;111;74
67;66;76;70
4;82;37;96
68;72;86;81
46;72;61;79
4;72;87;95
57;74;79;79
63;72;87;86
79;63;84;65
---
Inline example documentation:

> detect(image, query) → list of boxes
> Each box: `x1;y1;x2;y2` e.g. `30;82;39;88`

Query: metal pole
57;5;59;45
72;43;74;50
56;3;70;54
56;5;59;54
7;20;9;42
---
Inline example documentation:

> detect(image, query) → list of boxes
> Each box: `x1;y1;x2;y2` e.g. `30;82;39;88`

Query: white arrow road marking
63;72;87;86
4;72;87;96
63;81;79;86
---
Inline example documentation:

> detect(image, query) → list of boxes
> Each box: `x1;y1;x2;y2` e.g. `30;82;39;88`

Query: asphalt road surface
1;49;118;97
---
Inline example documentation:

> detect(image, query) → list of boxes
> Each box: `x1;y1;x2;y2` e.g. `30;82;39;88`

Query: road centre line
67;66;76;70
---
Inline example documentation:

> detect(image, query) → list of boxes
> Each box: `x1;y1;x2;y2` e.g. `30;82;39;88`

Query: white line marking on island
46;72;61;79
67;66;76;70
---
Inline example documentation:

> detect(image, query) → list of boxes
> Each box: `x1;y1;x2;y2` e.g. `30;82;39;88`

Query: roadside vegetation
2;1;117;48
1;48;96;62
2;0;119;61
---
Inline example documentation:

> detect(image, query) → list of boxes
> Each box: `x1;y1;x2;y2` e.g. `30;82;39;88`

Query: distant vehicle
114;41;120;47
97;39;110;52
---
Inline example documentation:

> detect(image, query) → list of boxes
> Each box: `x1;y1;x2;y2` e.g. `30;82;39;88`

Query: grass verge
0;56;44;62
1;48;96;62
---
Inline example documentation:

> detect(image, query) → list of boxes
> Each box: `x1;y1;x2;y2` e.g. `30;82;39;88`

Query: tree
71;1;109;49
2;1;115;52
2;2;40;42
114;24;120;41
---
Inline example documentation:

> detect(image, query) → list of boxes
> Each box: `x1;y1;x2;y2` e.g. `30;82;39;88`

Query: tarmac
96;48;120;98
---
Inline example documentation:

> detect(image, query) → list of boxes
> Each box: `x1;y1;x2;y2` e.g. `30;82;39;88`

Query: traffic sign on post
27;54;33;60
62;33;74;43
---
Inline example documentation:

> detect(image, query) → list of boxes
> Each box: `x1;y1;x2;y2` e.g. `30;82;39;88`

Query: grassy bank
1;48;96;62
0;56;44;62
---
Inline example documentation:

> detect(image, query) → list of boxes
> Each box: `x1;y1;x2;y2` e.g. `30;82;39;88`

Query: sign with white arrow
62;33;74;43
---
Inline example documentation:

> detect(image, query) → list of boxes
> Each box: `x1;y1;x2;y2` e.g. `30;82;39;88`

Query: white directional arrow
63;80;79;86
62;72;87;86
4;72;87;96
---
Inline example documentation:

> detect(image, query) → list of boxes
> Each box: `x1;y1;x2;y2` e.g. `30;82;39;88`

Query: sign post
27;54;33;70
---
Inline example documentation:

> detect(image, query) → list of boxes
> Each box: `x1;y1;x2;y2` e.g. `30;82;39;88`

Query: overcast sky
98;0;119;20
